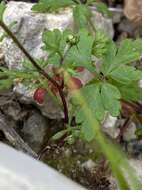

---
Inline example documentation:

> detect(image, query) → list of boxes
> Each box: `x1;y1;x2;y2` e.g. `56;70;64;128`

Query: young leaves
42;29;95;71
32;0;75;12
92;30;109;58
64;29;95;71
42;29;62;54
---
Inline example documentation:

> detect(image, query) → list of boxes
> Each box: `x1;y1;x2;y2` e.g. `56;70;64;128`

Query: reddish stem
0;21;69;123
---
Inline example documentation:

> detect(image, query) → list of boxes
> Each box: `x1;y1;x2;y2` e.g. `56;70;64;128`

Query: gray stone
20;111;49;152
123;122;137;142
102;114;119;139
1;1;114;69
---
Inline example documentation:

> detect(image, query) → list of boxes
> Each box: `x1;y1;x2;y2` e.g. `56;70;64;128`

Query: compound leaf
101;39;142;76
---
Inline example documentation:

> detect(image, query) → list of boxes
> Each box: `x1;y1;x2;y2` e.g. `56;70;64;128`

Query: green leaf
47;53;61;66
42;29;74;56
109;65;142;84
135;127;142;137
0;79;13;90
42;29;62;53
101;39;142;75
101;83;121;116
101;40;117;75
51;129;69;141
0;2;6;21
94;2;111;17
73;4;91;30
116;83;142;101
81;84;105;121
32;0;74;12
64;29;95;71
114;39;142;66
72;84;105;141
92;30;109;58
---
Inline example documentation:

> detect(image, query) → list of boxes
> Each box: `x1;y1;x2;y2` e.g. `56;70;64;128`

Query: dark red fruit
33;88;47;104
75;66;85;72
67;77;83;90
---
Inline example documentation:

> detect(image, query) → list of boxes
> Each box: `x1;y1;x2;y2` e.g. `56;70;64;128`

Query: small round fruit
33;88;46;104
67;77;83;90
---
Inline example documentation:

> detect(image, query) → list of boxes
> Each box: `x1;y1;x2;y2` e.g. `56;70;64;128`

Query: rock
127;139;142;158
124;0;142;26
123;122;137;142
0;143;86;190
138;80;142;88
102;114;119;139
0;1;114;119
130;159;142;180
20;110;49;152
13;83;64;119
81;159;96;171
118;18;142;38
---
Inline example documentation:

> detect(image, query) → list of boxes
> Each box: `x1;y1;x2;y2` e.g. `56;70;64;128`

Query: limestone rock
20;110;49;152
1;1;113;69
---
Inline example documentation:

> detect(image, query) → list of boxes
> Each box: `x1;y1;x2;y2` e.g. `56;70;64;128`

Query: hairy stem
0;21;69;123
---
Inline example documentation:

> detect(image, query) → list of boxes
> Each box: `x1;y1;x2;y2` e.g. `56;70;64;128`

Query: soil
1;0;142;190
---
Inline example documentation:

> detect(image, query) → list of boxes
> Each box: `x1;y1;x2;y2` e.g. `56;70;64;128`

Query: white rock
123;122;137;142
130;159;142;180
1;1;113;69
0;143;86;190
81;159;96;170
138;80;142;88
102;114;119;139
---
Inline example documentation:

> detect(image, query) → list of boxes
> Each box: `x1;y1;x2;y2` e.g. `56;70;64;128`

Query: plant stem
88;18;96;34
0;20;69;123
60;44;71;65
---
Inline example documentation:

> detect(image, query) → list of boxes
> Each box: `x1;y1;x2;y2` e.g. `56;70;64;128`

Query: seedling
0;1;142;189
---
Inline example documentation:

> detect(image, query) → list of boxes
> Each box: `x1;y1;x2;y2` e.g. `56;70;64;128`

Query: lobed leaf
101;39;142;76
